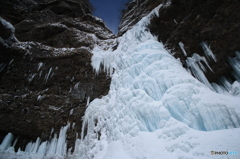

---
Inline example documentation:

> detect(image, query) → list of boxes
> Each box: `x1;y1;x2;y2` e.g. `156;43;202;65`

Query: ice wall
0;124;70;159
75;4;240;159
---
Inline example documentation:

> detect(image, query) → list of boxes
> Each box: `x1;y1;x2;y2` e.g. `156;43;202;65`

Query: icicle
46;134;58;155
32;137;41;153
74;82;80;89
186;53;214;90
91;51;103;75
37;62;44;71
25;142;33;153
0;133;14;151
55;123;69;156
86;96;90;107
70;109;74;115
219;76;232;92
28;73;36;82
211;82;227;94
37;141;47;155
178;42;187;56
174;19;178;25
231;81;240;96
154;8;159;17
12;137;18;148
44;67;52;83
72;122;76;129
228;51;240;81
0;63;7;72
200;42;217;62
0;124;70;157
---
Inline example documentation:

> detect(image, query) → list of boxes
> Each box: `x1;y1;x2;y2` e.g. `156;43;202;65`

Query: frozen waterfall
73;4;240;159
1;4;240;159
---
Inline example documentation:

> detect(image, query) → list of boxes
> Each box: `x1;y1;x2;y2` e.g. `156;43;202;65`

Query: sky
90;0;130;34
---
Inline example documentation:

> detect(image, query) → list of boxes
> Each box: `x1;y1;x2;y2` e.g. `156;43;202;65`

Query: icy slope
72;4;240;159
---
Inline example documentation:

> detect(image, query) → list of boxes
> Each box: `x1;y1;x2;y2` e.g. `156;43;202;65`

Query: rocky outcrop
118;0;166;36
1;0;115;47
0;0;115;150
148;0;240;84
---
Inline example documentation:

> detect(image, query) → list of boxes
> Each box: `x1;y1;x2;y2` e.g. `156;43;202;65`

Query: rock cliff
118;0;166;36
0;0;115;150
148;0;240;85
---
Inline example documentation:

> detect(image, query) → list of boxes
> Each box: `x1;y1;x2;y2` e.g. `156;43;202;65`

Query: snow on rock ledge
0;17;18;46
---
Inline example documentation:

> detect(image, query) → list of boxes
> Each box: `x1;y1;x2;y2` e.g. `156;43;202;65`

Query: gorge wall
148;0;240;84
0;0;115;150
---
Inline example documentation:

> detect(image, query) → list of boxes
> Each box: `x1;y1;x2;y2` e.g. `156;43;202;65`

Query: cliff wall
0;0;115;150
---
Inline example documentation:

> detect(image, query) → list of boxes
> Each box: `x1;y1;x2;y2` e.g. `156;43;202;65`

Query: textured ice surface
76;4;240;159
0;124;70;159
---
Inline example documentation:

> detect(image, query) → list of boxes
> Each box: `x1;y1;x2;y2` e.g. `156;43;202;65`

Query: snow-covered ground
1;4;240;159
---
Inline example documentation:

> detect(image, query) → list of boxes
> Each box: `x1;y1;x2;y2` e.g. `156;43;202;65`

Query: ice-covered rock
0;17;18;46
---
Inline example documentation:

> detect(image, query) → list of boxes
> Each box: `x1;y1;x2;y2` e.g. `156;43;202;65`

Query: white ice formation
229;51;240;81
200;42;217;62
1;4;240;159
179;42;187;56
0;124;70;159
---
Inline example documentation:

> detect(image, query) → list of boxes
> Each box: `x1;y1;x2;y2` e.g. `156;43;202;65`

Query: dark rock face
0;0;114;150
1;0;114;48
0;45;111;149
118;0;166;36
149;0;240;83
